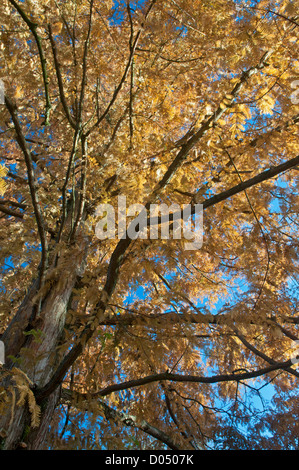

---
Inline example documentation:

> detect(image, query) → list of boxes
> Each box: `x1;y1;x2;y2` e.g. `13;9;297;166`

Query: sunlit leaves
0;0;298;451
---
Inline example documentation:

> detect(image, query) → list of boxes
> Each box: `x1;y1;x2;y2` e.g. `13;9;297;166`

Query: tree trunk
0;232;89;450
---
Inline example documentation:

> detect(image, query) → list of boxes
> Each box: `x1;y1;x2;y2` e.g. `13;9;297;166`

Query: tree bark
0;232;89;450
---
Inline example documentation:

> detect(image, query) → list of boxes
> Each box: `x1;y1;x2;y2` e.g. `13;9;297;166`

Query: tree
0;0;298;450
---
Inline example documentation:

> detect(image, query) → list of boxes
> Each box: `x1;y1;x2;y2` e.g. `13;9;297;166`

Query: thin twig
69;135;88;241
8;0;52;124
85;0;157;137
77;0;94;123
48;23;77;129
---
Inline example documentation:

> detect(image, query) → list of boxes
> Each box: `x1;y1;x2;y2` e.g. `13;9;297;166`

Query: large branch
187;112;299;205
139;154;299;235
198;154;299;208
93;306;299;329
233;327;299;379
59;359;296;404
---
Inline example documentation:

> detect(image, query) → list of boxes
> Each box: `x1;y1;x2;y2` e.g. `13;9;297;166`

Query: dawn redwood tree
0;0;298;450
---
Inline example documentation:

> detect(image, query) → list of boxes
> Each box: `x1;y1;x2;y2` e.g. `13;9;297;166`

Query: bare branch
77;0;94;123
56;128;81;244
0;199;26;210
69;135;88;241
85;0;157;137
8;0;52;125
5;96;48;287
48;23;77;129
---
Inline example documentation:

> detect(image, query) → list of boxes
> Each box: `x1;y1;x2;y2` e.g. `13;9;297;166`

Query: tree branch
150;51;273;197
69;135;88;241
77;0;94;124
48;23;77;129
85;0;157;137
8;0;52;125
92;306;299;329
198;154;299;208
57;358;296;404
232;327;299;379
248;6;299;27
61;389;181;450
0;202;24;219
5;96;48;289
56;127;81;244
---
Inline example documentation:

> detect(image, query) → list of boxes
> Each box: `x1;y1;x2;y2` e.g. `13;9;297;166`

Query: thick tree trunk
0;233;89;450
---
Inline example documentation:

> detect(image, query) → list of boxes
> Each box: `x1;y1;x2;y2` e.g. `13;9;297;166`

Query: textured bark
26;388;61;450
0;232;89;450
1;278;39;362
